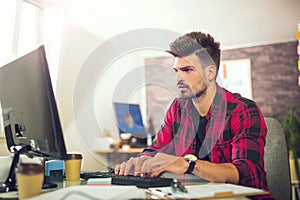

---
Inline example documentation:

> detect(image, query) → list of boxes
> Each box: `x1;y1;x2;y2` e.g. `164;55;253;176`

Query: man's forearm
192;160;239;184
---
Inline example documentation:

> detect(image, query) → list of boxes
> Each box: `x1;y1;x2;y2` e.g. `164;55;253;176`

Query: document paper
152;183;268;199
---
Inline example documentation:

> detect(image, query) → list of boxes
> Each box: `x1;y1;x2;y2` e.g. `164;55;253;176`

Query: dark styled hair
168;31;221;72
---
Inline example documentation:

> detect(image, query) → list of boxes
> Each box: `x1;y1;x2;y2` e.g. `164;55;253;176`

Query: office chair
264;117;291;200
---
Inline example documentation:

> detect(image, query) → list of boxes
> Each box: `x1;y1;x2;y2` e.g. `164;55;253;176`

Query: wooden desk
95;148;144;167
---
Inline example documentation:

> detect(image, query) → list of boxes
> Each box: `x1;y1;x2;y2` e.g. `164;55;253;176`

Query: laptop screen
113;103;146;137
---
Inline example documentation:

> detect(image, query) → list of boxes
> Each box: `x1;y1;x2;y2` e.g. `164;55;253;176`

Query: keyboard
80;170;174;188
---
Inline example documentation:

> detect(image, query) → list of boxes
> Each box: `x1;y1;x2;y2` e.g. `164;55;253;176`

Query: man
115;31;273;199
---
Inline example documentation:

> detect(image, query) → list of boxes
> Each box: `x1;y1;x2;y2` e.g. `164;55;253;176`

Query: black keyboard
80;170;173;188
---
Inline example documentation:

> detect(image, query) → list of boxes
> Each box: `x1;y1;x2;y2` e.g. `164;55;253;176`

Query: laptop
113;102;147;148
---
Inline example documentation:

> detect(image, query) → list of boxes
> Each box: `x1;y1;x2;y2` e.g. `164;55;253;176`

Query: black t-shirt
192;104;210;161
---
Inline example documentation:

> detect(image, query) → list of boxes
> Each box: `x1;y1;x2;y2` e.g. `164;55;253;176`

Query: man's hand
115;153;188;177
141;153;188;177
114;156;151;176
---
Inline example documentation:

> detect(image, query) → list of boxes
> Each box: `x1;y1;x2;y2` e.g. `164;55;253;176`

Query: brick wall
221;41;300;119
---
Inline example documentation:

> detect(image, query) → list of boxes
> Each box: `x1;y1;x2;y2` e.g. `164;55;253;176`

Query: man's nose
176;72;183;82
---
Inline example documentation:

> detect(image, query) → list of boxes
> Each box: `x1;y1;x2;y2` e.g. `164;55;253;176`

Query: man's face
173;55;208;99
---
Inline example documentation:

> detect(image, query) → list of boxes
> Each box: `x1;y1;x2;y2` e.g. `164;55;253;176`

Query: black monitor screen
0;45;67;160
113;102;146;137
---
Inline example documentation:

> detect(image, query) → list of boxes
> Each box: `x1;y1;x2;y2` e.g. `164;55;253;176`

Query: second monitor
113;102;148;148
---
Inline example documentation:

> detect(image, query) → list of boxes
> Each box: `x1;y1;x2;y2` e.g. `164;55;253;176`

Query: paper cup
16;163;44;200
64;153;83;181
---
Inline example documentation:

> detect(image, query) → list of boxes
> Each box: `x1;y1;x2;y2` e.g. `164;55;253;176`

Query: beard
178;82;208;99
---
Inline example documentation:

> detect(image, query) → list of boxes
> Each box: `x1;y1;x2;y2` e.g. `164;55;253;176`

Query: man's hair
168;31;221;72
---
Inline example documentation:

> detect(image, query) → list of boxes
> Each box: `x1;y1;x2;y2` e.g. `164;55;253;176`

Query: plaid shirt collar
179;84;230;119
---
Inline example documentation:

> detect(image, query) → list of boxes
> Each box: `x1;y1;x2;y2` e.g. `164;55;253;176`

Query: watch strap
185;160;195;174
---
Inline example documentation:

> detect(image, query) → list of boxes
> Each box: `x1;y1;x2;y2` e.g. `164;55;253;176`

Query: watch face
184;154;197;162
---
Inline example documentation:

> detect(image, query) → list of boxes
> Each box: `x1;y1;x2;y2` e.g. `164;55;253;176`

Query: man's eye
183;68;192;72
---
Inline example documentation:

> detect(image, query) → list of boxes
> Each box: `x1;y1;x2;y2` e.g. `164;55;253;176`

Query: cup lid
65;153;83;160
16;163;44;175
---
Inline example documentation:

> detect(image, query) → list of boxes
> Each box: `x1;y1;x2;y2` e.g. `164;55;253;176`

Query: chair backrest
264;117;291;200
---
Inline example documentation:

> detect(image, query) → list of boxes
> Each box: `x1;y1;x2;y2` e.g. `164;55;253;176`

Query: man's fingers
114;164;120;174
133;158;146;176
116;156;152;177
119;161;127;175
141;159;152;177
151;168;164;177
124;157;135;176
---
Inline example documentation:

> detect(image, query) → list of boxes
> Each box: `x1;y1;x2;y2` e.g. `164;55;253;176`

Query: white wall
56;22;157;170
63;0;300;47
56;23;105;170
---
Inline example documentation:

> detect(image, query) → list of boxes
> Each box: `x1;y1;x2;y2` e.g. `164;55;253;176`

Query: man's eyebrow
174;65;195;71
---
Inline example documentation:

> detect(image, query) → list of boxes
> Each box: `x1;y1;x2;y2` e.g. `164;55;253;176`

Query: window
0;0;64;92
18;2;41;55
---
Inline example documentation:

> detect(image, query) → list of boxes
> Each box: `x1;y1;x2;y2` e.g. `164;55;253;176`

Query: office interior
0;0;300;191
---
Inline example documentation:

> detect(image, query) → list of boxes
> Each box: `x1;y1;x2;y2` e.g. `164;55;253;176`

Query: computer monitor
113;102;147;147
0;45;67;192
113;103;145;135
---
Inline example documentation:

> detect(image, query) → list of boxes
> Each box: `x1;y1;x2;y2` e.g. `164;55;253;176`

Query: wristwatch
184;154;197;174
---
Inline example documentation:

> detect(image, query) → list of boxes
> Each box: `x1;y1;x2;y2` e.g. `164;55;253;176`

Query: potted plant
282;107;300;181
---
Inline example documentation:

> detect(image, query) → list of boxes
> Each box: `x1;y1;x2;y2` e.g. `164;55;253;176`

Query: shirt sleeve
230;98;268;190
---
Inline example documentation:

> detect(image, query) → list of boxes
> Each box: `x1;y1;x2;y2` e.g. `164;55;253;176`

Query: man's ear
206;65;217;81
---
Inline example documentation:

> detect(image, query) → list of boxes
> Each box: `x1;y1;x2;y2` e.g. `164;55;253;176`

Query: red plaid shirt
142;85;274;199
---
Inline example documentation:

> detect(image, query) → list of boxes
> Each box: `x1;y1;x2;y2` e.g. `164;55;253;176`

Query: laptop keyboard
80;170;173;188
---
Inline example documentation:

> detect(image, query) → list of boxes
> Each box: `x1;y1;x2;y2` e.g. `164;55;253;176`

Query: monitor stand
0;145;57;193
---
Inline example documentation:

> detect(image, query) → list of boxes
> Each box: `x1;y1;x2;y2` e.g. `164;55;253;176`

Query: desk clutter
1;155;269;200
28;183;267;200
0;157;269;200
44;160;64;184
146;183;268;199
0;153;82;194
